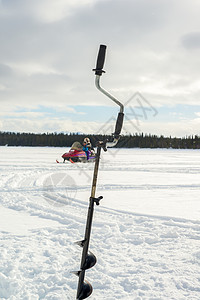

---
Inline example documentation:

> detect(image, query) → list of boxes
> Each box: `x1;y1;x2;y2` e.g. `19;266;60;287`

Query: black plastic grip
114;112;124;138
93;45;107;76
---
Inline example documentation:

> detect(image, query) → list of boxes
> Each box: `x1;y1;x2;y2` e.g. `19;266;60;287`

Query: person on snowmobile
83;137;91;149
83;140;89;160
83;137;93;160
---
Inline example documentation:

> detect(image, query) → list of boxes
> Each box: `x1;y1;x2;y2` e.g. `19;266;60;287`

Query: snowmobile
61;141;95;163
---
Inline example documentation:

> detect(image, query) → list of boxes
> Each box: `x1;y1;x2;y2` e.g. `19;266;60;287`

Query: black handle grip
114;112;124;138
93;45;107;76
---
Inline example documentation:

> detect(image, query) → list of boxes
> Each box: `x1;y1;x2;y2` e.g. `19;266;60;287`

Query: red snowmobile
61;141;95;163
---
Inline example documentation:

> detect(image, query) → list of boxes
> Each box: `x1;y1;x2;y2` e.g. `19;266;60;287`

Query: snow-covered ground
0;146;200;299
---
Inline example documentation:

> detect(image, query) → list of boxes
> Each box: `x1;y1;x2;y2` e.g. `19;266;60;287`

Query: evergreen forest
0;131;200;149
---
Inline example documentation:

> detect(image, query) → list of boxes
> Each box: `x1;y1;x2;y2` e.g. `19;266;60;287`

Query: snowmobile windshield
71;141;83;151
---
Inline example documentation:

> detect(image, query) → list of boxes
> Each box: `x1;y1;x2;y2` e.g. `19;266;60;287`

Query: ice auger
75;45;124;299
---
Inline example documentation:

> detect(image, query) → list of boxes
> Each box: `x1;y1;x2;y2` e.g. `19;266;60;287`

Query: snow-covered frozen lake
0;146;200;299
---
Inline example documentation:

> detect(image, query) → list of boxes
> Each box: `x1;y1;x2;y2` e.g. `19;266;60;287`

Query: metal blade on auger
75;240;86;248
71;270;81;277
71;271;93;299
77;280;93;300
82;251;97;270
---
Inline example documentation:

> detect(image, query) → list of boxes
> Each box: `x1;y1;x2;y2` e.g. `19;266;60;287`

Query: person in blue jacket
83;138;90;160
83;138;93;160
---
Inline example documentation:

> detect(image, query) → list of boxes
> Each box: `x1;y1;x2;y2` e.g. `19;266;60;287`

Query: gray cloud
0;0;200;134
182;32;200;49
0;63;13;77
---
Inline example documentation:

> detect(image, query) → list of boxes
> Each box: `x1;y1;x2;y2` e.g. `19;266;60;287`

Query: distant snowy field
0;146;200;299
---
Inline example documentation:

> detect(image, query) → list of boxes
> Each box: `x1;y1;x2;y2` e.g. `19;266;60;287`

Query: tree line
0;131;200;149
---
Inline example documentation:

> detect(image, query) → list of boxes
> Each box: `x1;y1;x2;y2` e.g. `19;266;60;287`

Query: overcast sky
0;0;200;137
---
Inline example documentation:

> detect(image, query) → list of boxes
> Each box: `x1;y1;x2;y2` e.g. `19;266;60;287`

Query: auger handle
93;44;124;147
93;45;107;76
114;112;124;139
